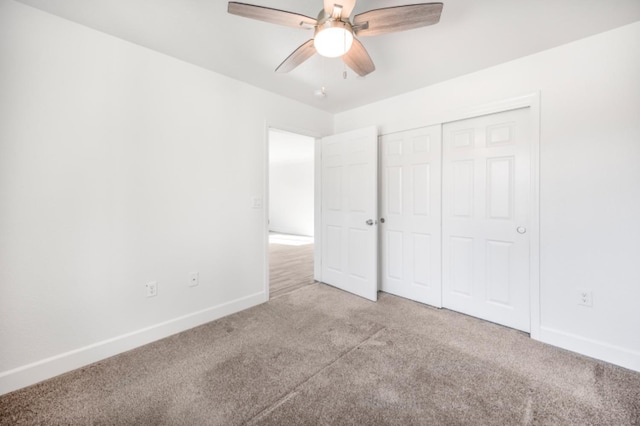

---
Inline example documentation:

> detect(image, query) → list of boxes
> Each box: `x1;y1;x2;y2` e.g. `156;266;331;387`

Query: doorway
268;128;316;298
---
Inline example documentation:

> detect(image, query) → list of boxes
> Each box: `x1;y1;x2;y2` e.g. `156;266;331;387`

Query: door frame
263;122;322;301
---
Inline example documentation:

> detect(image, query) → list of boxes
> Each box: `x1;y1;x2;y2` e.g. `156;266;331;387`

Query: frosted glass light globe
314;26;354;58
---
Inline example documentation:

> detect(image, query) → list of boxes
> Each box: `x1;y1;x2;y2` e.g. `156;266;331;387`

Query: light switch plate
252;197;263;209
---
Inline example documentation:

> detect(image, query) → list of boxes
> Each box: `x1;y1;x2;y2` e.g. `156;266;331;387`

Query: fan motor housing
314;18;354;38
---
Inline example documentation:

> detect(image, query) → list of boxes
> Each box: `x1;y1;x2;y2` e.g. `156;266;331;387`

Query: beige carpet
2;284;640;425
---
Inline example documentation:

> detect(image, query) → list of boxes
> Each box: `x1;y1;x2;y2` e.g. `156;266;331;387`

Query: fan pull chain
342;29;348;79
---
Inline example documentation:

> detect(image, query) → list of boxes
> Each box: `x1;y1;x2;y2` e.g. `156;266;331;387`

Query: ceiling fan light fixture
314;21;354;58
228;1;444;76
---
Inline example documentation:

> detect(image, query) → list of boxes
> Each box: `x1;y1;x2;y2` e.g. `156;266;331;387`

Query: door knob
516;226;526;234
380;218;385;224
366;219;374;226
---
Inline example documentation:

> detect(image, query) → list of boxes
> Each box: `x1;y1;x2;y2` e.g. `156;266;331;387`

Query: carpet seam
244;325;387;425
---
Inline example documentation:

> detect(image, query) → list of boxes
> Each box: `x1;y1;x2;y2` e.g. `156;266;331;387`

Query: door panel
321;127;378;301
380;125;442;306
442;108;531;332
412;164;431;215
452;160;474;217
485;239;512;305
412;233;430;286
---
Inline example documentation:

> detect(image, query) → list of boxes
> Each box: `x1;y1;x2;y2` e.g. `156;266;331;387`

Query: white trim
435;124;444;309
379;93;541;137
265;124;323;140
263;123;270;299
0;291;266;396
528;93;542;340
376;134;382;291
314;139;322;281
539;326;640;372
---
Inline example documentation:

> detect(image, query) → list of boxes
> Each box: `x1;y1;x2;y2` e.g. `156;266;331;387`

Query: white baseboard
538;326;640;373
0;291;267;396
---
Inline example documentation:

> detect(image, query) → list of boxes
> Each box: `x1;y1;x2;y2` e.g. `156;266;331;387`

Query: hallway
269;233;316;299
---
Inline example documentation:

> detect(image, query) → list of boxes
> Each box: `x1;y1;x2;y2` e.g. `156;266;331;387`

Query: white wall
336;22;640;372
0;0;332;394
269;130;315;236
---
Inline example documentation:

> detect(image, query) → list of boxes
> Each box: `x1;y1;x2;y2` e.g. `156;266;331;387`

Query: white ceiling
16;0;640;113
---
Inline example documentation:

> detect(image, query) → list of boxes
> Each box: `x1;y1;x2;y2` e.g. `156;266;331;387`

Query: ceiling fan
228;1;443;76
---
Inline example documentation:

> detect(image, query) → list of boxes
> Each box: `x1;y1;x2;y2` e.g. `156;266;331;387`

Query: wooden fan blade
353;3;443;37
276;39;317;73
323;0;356;18
228;2;316;29
342;38;375;76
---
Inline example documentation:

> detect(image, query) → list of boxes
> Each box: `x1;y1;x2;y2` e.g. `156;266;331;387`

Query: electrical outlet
577;288;592;307
189;272;199;287
146;281;158;298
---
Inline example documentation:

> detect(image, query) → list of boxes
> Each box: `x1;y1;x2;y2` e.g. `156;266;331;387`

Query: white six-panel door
321;127;378;301
380;126;442;306
442;108;531;332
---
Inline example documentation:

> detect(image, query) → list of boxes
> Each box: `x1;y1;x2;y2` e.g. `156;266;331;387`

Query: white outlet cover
146;281;158;297
577;288;593;307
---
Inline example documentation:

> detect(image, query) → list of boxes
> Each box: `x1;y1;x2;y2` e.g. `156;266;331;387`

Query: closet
379;107;533;332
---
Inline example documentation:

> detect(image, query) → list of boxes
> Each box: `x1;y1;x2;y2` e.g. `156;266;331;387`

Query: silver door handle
366;219;374;226
516;226;526;234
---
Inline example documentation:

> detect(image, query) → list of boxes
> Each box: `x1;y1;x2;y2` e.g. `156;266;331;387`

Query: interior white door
442;108;531;332
380;125;442;306
321;127;378;301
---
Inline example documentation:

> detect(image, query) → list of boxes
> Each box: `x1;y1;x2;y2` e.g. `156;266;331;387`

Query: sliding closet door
380;125;442;306
442;108;531;332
